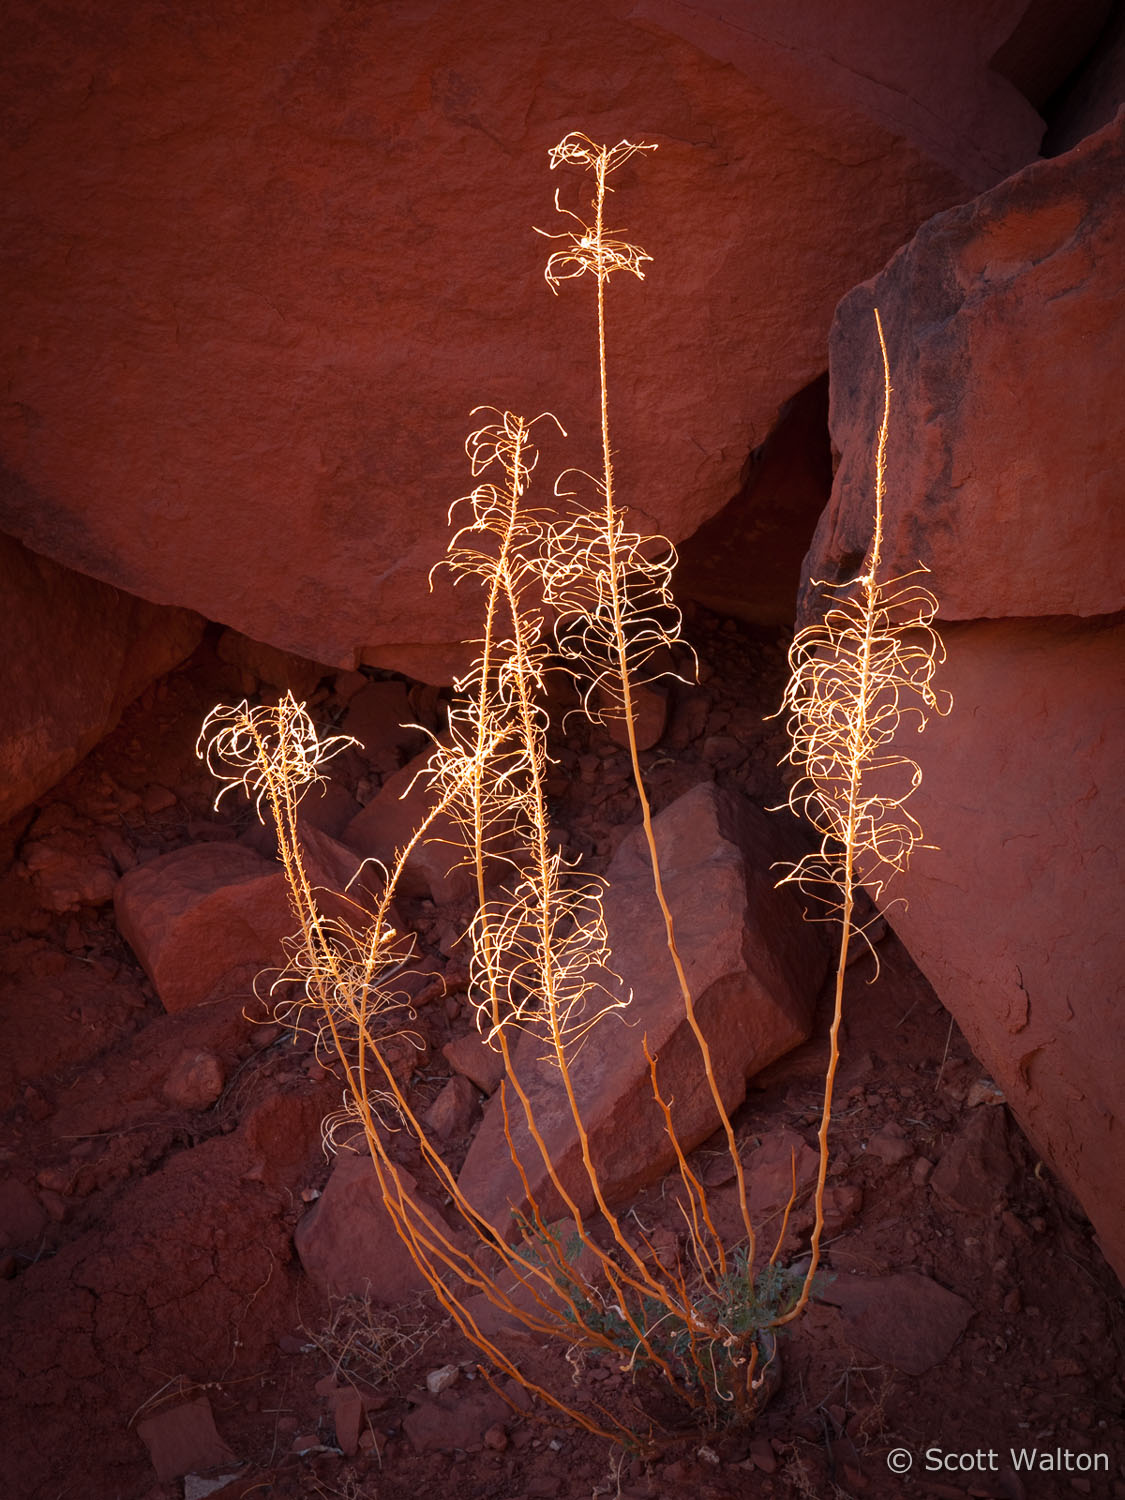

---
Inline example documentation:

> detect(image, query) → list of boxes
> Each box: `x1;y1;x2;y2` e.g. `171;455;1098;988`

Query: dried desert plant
199;695;416;1058
433;407;626;1061
420;400;790;1426
200;680;628;1441
301;1291;443;1395
198;133;801;1443
772;309;950;1322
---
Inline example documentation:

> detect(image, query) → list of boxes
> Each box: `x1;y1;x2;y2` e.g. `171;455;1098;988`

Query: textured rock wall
0;533;203;826
0;0;1048;681
806;110;1125;1281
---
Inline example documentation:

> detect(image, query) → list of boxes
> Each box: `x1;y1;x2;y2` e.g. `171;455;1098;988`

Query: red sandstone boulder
294;1153;452;1302
0;533;203;825
456;783;828;1230
811;109;1125;623
0;2;1061;679
114;827;385;1012
344;744;477;905
806;113;1125;1283
851;618;1122;1281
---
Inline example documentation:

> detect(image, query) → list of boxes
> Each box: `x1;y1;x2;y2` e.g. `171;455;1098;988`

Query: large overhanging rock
0;0;1051;680
805;111;1125;1282
456;782;829;1231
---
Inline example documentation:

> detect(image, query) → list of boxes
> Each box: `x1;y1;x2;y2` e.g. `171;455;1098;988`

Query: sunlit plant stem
773;308;950;1323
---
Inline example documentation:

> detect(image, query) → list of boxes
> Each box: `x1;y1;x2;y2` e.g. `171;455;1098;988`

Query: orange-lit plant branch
772;309;951;1324
538;133;757;1279
421;403;789;1419
199;681;635;1442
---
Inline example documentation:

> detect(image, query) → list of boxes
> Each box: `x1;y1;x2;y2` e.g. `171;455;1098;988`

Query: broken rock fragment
442;1030;505;1096
457;782;828;1229
294;1153;454;1302
162;1048;225;1111
402;1386;511;1455
930;1106;1018;1216
423;1073;479;1141
114;827;390;1012
822;1272;973;1375
136;1396;237;1484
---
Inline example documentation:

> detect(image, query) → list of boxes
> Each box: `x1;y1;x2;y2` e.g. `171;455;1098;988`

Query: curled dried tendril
197;695;417;1066
541;487;692;722
775;310;951;936
776;570;949;928
198;697;356;823
432;408;561;622
533;133;695;721
537;132;657;292
468;868;628;1061
427;408;629;1058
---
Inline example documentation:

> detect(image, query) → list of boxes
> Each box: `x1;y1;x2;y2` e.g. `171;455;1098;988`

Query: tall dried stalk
537;132;757;1271
772;309;950;1323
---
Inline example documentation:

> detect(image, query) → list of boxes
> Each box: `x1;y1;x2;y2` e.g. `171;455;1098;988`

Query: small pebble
425;1364;459;1395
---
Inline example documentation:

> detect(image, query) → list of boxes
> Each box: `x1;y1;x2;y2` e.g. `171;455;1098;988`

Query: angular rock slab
810;109;1125;624
457;783;828;1230
0;2;1049;678
136;1397;237;1484
805;118;1125;1283
114;827;385;1011
821;1272;973;1375
295;1153;452;1303
115;842;287;1012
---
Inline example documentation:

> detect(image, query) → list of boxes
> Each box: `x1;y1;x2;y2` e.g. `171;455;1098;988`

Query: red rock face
0;1;1049;679
0;534;203;825
805;112;1125;1283
813;110;1125;623
674;376;832;626
861;618;1124;1280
